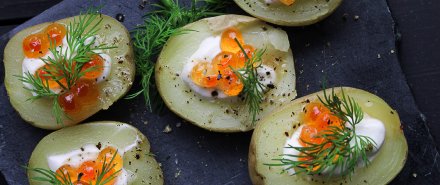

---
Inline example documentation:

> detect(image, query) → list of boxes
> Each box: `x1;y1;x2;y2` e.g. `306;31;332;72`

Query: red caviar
81;54;105;80
296;101;343;171
190;62;218;88
190;27;258;96
22;23;106;114
212;51;242;71
236;44;255;65
45;23;66;46
217;71;243;96
23;23;66;58
299;102;343;147
55;164;77;182
53;147;122;185
220;27;244;53
280;0;295;6
57;80;99;113
23;33;49;58
36;65;67;89
58;92;78;113
78;161;98;182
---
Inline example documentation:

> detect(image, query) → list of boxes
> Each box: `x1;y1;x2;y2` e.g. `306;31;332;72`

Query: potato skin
3;14;135;129
234;0;343;26
249;87;408;185
27;121;164;185
156;14;296;132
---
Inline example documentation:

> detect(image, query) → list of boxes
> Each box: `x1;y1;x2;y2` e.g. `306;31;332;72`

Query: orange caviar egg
78;161;98;182
55;164;78;183
190;62;219;88
212;51;243;70
217;70;243;96
99;168;117;185
280;0;295;6
71;80;99;106
299;102;343;147
189;27;251;96
73;180;90;185
54;146;123;185
220;27;244;53
97;147;123;173
299;125;326;146
236;44;255;65
36;65;68;89
58;92;78;113
23;33;49;58
81;54;105;79
45;23;66;46
58;80;100;114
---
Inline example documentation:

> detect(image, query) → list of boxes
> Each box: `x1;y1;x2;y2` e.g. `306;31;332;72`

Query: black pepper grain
211;91;218;97
96;142;102;150
115;13;125;22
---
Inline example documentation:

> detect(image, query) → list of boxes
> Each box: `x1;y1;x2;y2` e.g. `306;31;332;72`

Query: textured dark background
0;0;439;184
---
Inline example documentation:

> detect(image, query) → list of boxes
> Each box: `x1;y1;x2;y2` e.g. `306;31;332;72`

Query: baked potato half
27;121;163;185
156;14;296;132
3;14;135;129
249;87;407;184
234;0;343;26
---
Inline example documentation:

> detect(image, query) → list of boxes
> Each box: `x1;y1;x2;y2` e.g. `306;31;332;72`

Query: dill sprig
26;167;72;185
266;88;376;178
16;10;113;124
129;0;229;111
231;39;266;124
27;150;120;185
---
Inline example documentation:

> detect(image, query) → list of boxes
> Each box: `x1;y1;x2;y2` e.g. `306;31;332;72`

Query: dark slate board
0;0;439;184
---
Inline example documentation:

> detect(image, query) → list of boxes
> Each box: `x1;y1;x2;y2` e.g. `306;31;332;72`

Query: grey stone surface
0;0;438;184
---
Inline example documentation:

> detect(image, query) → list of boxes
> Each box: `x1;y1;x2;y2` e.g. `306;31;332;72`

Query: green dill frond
129;0;228;111
266;88;376;178
26;166;73;185
231;38;266;125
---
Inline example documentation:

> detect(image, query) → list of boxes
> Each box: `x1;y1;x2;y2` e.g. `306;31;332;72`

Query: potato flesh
3;15;135;129
27;121;164;185
234;0;343;26
156;15;296;132
249;87;408;184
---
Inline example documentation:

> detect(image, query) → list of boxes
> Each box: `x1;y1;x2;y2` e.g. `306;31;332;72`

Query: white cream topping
257;65;277;91
282;114;386;175
21;35;112;95
47;144;99;170
115;169;130;185
265;0;278;4
181;36;276;99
